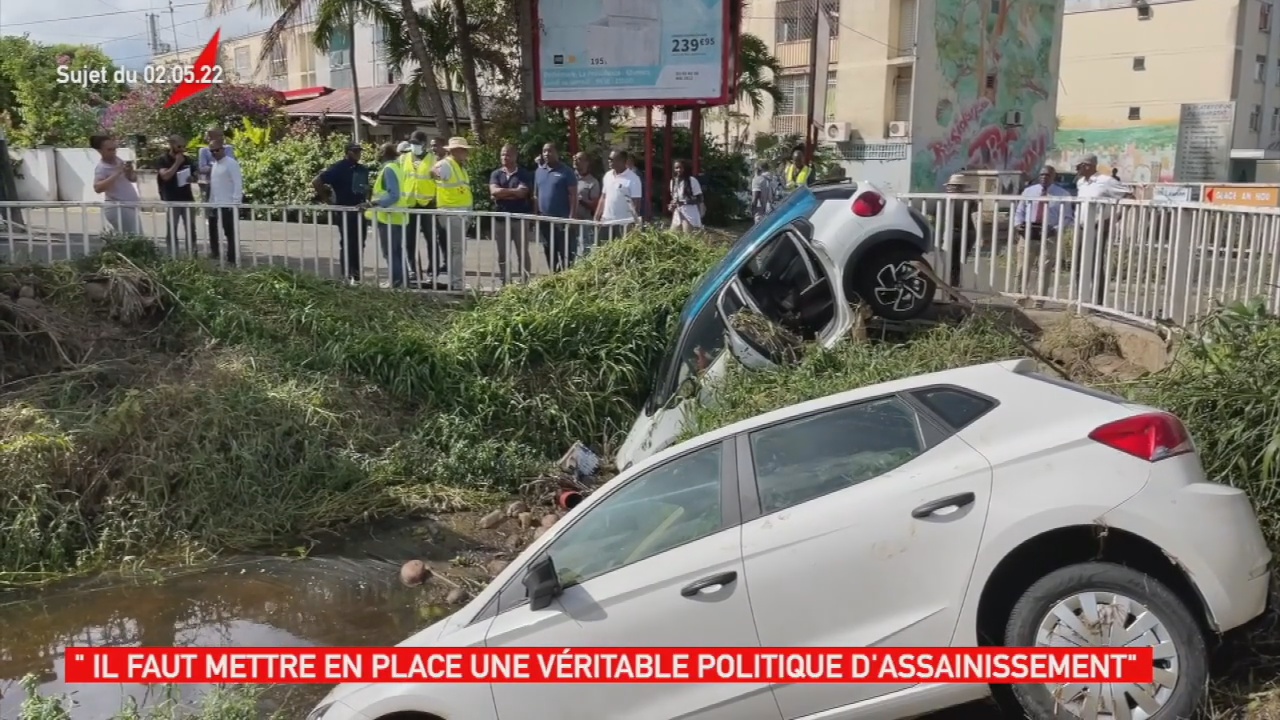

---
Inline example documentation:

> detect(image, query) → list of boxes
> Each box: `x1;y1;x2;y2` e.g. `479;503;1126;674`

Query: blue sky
0;0;277;69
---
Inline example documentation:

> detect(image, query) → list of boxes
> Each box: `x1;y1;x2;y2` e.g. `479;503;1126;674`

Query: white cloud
0;0;277;69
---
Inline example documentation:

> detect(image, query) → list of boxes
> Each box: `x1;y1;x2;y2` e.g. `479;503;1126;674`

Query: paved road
0;206;598;290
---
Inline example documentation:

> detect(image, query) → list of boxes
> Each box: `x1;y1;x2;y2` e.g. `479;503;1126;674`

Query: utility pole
349;13;363;142
168;0;182;60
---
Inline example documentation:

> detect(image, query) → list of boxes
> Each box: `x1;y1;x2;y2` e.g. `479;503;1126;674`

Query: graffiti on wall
910;0;1058;191
1050;124;1178;182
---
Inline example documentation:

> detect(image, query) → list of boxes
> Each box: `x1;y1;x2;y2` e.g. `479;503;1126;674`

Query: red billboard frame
530;0;735;108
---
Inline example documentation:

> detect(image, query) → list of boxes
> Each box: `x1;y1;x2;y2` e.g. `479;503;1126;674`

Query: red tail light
852;192;886;217
1088;412;1193;462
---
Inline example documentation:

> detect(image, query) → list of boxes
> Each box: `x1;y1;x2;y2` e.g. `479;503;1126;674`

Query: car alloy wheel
872;261;930;315
1035;591;1178;720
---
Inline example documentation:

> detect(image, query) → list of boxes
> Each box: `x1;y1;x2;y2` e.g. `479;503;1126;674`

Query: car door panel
485;439;783;720
735;398;994;720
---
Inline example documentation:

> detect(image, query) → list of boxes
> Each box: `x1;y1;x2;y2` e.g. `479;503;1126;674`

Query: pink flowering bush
103;83;283;148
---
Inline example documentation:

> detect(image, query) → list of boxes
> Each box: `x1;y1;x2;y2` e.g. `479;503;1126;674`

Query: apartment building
740;0;1064;191
155;19;402;92
1054;0;1278;183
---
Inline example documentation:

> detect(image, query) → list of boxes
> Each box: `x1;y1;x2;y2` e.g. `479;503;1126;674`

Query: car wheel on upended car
853;244;936;321
1005;562;1208;720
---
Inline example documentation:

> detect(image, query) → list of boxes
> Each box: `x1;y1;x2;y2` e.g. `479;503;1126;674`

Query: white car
615;180;936;469
309;359;1270;720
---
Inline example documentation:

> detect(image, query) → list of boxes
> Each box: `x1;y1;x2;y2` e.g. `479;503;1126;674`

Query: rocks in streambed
517;511;534;529
446;587;468;605
400;559;432;587
479;509;506;529
540;513;558;528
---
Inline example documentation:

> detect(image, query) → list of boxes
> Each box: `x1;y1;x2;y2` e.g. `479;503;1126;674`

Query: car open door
736;392;995;718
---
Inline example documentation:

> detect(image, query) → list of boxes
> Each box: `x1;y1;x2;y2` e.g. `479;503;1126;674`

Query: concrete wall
12;147;150;203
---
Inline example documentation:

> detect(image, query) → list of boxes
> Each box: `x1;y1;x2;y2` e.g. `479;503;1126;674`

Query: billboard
1174;102;1234;183
533;0;732;106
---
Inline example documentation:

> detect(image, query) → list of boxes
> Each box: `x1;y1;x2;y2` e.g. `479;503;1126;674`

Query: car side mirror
522;556;563;611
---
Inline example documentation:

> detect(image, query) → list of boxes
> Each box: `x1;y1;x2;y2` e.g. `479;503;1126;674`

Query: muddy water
0;526;447;719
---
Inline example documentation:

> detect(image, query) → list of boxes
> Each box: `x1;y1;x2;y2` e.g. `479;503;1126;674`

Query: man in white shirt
1013;165;1074;237
1075;154;1131;200
596;149;642;242
206;144;243;265
1074;154;1130;304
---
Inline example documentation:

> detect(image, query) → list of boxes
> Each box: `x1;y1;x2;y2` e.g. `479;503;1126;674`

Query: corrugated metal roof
284;86;400;117
283;84;495;122
283;86;333;102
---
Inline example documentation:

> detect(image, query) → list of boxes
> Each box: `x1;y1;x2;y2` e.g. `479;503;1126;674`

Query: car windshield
644;188;821;414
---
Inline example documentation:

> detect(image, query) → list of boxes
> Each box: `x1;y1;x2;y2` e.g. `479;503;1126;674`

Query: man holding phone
197;128;235;211
90;134;141;235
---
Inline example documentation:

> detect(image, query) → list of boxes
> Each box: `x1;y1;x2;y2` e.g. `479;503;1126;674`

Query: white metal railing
902;192;1280;328
0;201;637;291
0;195;1276;329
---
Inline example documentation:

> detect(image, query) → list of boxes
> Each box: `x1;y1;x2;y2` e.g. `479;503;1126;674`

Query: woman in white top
668;159;704;231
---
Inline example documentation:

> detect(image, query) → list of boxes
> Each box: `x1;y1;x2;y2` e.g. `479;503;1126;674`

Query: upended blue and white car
615;181;937;470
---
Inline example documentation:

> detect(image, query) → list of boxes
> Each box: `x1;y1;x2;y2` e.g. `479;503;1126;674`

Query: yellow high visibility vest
364;162;411;225
435;157;473;209
785;163;811;189
400;153;436;206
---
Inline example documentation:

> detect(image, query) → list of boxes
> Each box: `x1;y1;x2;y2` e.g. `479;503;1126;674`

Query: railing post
1164;205;1199;326
1075;200;1100;309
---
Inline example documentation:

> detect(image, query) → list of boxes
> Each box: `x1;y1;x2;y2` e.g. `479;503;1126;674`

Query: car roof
624;358;1035;479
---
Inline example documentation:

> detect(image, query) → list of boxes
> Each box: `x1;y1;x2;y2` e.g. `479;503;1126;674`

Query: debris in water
559;441;600;479
400;559;432;587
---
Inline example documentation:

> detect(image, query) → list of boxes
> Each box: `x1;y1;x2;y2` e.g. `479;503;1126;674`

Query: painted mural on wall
1049;124;1179;183
910;0;1058;191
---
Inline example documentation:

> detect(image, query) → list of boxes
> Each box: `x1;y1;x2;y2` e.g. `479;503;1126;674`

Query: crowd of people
87;127;822;290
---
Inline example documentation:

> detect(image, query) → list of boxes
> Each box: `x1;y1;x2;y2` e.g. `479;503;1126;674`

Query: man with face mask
400;131;435;284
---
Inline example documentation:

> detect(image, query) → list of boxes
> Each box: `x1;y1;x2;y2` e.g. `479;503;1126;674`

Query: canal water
0;527;438;718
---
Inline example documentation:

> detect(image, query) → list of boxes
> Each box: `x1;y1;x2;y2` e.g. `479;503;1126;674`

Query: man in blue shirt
489;143;534;282
533;143;577;271
313;142;370;283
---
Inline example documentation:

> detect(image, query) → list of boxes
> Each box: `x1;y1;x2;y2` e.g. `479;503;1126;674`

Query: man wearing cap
750;161;776;222
402;130;438;283
1075;154;1130;200
314;142;371;283
363;142;413;288
432;136;473;290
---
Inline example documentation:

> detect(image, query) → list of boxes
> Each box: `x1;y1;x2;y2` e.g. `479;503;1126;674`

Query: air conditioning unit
887;121;909;138
824;121;852;142
1004;110;1025;126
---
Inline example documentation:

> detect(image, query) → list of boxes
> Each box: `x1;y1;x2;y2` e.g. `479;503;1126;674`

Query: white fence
0;193;1275;328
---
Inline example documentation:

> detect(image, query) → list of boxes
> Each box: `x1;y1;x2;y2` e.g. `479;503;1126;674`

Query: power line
4;2;205;29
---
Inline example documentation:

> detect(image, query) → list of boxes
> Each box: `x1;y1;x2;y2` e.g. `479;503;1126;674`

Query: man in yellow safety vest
400;130;437;284
784;146;812;191
431;136;473;290
364;142;413;288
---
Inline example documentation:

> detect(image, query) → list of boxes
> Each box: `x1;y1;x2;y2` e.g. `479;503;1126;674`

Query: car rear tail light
1088;412;1193;462
852;192;886;217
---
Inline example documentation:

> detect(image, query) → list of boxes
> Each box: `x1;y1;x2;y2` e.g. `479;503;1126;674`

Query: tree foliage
0;36;126;147
102;83;283;146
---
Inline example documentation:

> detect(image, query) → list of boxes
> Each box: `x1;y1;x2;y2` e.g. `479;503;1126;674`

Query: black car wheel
853;245;936;321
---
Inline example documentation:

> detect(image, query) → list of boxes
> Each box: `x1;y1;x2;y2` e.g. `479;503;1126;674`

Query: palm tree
449;0;485;138
702;33;782;152
210;0;462;138
380;0;508;136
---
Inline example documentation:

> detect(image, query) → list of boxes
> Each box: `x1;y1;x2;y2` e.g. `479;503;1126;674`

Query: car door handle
681;571;738;597
911;492;976;519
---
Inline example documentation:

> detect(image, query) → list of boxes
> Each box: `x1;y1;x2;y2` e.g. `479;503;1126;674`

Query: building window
233;46;250;80
1271;107;1279;134
296;31;316;87
1128;106;1141;120
893;67;912;122
1251;104;1263;131
777;74;809;115
1137;4;1151;18
329;27;353;88
1257;55;1268;82
374;21;402;85
984;72;997;90
774;0;841;43
1132;56;1145;71
1263;2;1273;31
989;0;1000;13
268;43;287;89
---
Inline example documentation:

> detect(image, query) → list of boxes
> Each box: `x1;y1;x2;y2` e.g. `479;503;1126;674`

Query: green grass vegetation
7;230;1280;717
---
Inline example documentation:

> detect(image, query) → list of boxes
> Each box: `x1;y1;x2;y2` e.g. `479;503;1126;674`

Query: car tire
853;244;935;321
1005;561;1207;720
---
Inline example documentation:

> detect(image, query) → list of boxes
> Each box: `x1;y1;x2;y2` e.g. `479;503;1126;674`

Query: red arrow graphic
165;29;222;108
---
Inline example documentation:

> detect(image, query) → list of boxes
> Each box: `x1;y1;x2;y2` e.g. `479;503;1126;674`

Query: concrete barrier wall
11;147;155;202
